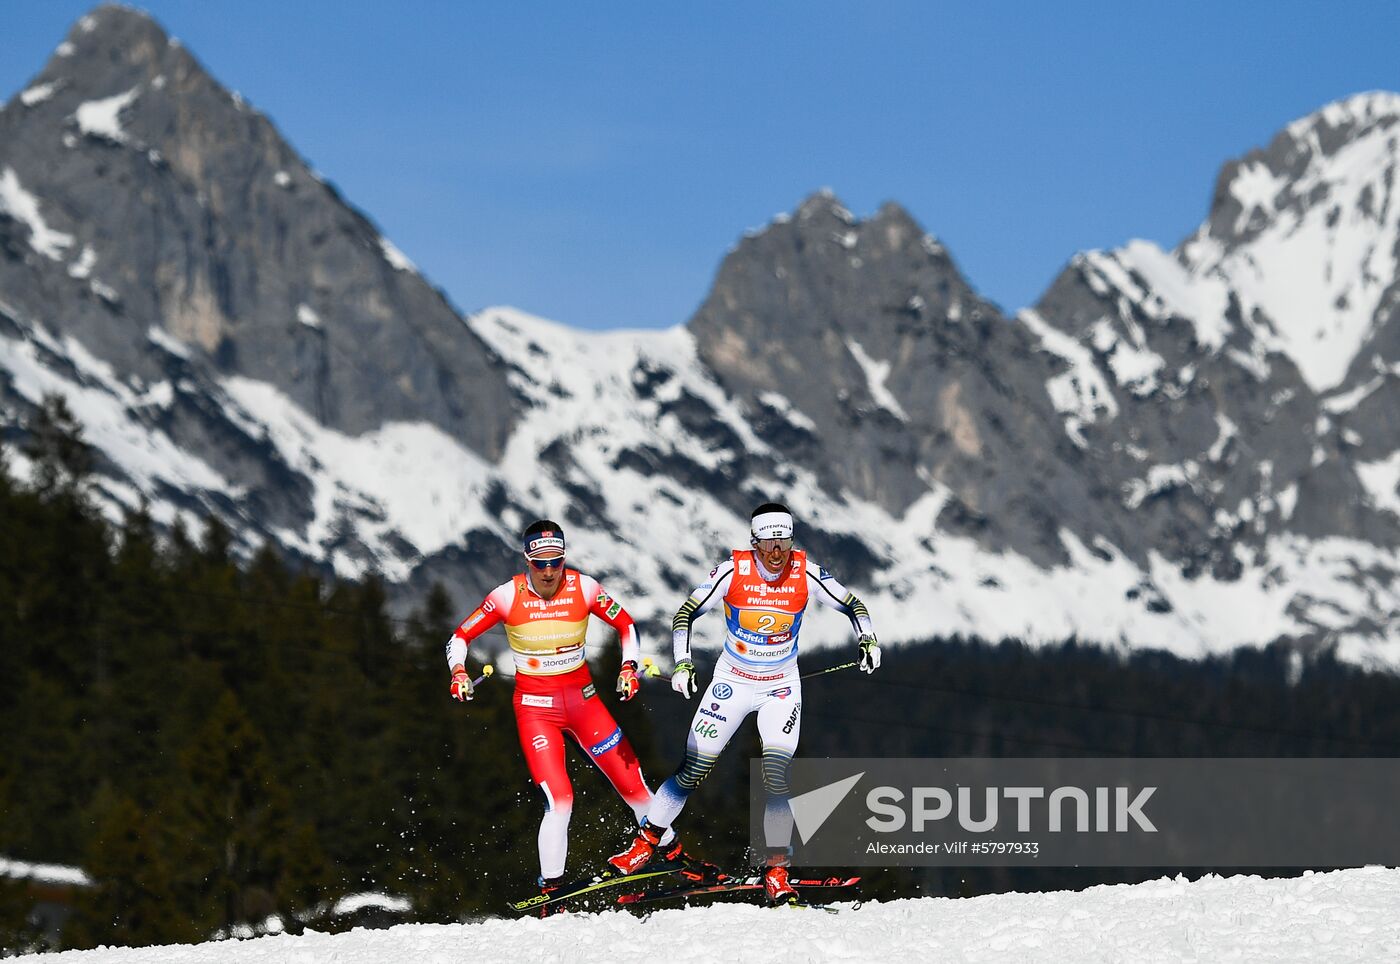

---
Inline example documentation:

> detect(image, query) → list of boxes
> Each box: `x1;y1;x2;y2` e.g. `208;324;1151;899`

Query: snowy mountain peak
0;4;520;455
4;12;1400;667
795;187;857;224
1285;90;1400;144
1169;90;1400;392
24;6;184;110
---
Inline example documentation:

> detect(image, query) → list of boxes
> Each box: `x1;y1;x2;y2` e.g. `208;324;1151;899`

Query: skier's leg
649;677;752;830
515;700;574;880
608;677;755;873
754;682;802;856
564;685;652;824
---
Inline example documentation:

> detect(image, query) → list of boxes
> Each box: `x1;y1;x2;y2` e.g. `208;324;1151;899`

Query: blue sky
4;2;1399;330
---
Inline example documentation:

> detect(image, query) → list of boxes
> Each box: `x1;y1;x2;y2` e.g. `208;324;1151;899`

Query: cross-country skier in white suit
607;502;881;902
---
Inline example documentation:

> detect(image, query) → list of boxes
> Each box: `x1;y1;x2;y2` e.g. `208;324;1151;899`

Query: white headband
751;511;794;541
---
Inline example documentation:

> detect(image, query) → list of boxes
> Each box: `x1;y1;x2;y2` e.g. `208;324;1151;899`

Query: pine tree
163;692;312;936
22;394;93;497
64;789;199;950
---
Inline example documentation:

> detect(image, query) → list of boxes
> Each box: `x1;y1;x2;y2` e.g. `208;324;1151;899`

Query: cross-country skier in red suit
446;519;678;906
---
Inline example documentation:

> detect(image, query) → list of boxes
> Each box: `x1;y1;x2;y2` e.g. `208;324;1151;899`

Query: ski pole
799;660;859;681
640;657;858;681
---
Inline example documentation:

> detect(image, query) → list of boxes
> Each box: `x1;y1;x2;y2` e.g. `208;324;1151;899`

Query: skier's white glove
672;659;697;699
857;634;881;673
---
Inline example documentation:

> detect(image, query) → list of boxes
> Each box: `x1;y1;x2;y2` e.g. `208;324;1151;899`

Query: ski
616;873;860;909
506;859;699;914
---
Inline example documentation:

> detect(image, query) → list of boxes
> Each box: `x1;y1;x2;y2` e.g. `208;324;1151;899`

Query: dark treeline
4;395;1400;952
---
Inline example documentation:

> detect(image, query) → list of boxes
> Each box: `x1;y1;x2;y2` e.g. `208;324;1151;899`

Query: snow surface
146;325;192;360
74;87;140;144
1357;452;1400;518
0;166;74;260
296;303;322;329
758;391;817;432
1088;243;1232;353
0;855;90;887
67;245;97;280
0;316;234;513
1180;93;1400;391
6;294;1400;664
220;376;500;582
1017;309;1117;446
20;82;59;107
1323;376;1384;413
844;338;909;421
378;237;416;273
30;867;1400;963
1072;95;1400;395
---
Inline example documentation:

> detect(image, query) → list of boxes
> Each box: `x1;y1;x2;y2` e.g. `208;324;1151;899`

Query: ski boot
608;824;665;874
763;852;798;903
665;838;725;883
537;875;563;918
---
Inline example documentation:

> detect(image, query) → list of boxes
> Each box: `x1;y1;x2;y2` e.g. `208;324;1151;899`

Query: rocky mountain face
2;7;1399;664
688;196;1111;569
0;8;516;445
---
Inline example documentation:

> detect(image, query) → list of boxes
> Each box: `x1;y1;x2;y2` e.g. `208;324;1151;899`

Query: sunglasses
752;538;793;553
528;557;565;570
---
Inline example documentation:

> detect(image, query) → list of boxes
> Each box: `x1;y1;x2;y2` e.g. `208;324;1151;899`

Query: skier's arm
581;575;642;667
806;561;881;672
806;562;876;637
671;561;734;665
445;582;511;675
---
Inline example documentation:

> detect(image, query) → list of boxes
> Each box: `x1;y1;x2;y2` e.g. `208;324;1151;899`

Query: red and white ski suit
447;569;653;879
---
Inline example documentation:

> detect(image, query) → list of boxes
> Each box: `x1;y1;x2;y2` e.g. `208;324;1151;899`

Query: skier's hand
450;669;475;701
671;659;697;699
857;634;881;674
616;660;641;701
